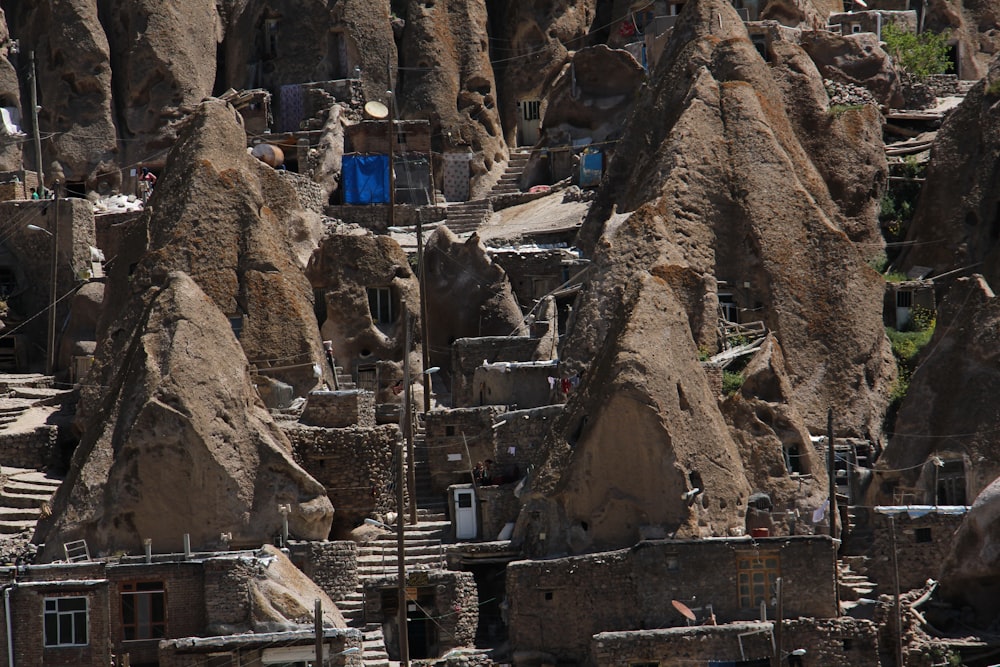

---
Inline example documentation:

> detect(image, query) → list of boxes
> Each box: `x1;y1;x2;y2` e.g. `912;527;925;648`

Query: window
367;288;395;326
44;596;88;647
121;582;166;640
915;527;932;543
736;552;779;608
896;290;912;308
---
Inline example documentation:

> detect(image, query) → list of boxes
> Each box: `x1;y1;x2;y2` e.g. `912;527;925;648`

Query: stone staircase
0;467;62;535
839;555;878;619
444;199;492;235
331;363;357;390
488;149;531;196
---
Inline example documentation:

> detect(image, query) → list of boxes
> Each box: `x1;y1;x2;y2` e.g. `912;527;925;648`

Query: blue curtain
342;154;390;204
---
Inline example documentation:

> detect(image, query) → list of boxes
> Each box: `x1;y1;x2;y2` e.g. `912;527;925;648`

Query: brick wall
202;556;260;631
451;337;546;407
507;537;839;663
285;422;399;533
288;541;359;603
591;617;880;667
300;390;375;428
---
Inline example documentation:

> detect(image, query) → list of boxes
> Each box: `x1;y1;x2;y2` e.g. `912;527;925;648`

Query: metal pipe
29;51;44;198
4;585;14;667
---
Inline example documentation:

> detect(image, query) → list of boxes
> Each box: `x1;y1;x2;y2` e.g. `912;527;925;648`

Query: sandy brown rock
100;0;221;170
34;271;333;562
5;1;118;189
873;276;1000;506
134;98;328;395
305;230;421;391
0;10;22;172
799;31;903;108
759;0;845;29
400;0;507;196
923;0;1000;80
899;65;1000;287
424;227;526;373
722;335;826;515
938;477;1000;626
492;1;598;146
576;0;895;437
516;271;752;556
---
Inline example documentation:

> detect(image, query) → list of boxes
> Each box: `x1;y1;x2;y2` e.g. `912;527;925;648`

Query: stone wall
493;405;565;477
158;629;362;667
424;406;504;493
363;569;478;659
488;248;584;315
470;361;559;409
866;509;965;592
507;537;839;664
451;336;547;407
0;424;58;469
324;204;445;233
288;540;359;603
276;169;328;214
301;390;375;428
591;617;880;667
285;422;399;534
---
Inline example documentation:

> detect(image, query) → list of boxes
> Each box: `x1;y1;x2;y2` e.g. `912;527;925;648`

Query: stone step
0;519;37;534
358;553;445;568
0;507;41;521
3;480;59;496
0;492;52;509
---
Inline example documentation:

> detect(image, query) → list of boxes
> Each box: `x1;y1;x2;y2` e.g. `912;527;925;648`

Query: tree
881;23;953;78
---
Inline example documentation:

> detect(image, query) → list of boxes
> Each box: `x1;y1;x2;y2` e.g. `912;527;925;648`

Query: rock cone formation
517;270;753;555
939;476;1000;626
119;98;328;396
576;0;895;437
34;271;333;561
874;276;1000;505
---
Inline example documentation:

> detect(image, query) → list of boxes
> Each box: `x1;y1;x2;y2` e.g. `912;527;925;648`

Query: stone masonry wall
0;425;58;469
285;422;398;534
288;540;359;603
592;617;880;667
451;337;544;407
424;406;504;494
301;390;375;428
507;537;839;664
866;510;965;592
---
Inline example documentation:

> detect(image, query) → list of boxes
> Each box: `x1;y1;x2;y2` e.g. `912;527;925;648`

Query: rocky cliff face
34;271;333;561
575;0;895;438
900;65;1000;288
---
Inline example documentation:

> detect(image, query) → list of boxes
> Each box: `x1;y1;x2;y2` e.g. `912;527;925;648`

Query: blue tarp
342;154;390;204
579;149;603;188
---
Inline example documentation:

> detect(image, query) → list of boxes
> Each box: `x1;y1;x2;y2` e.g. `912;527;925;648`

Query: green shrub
829;103;864;116
987;79;1000;97
882;24;953;78
722;370;745;396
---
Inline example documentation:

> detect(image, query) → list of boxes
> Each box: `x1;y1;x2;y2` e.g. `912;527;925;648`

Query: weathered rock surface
34;271;333;561
900;67;1000;287
924;0;1000;81
306;230;421;391
516;271;752;556
99;0;221;170
424;227;526;373
722;335;826;514
0;10;22;172
576;0;895;437
208;545;346;633
4;0;119;188
939;476;1000;626
126;98;328;395
799;31;903;109
759;0;845;29
57;281;104;381
491;1;598;146
873;276;1000;505
400;0;507;197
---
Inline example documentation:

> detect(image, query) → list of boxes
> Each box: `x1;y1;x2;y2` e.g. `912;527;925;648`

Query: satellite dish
364;101;389;119
672;599;696;622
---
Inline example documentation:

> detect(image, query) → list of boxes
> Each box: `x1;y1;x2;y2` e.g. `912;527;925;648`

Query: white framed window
43;596;89;647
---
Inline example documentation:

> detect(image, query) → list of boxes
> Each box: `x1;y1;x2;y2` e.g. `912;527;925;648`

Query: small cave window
784;444;803;474
915;527;932;543
543;590;553;601
446;425;455;436
367;287;396;325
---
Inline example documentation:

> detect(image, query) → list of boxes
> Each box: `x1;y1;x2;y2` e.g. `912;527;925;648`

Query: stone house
506;536;839;664
0;547;355;667
866;506;967;592
342;119;432;205
828;9;918;38
883;279;935;330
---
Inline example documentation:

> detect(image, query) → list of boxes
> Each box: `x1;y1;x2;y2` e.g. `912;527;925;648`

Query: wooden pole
314;599;323;667
773;577;783;667
417;218;431;413
387;60;395;229
29;51;44;197
827;408;836;540
47;185;58;375
404;315;417;526
890;515;903;667
397;314;410;667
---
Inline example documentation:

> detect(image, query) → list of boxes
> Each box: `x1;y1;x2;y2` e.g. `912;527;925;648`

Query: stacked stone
824;78;879;108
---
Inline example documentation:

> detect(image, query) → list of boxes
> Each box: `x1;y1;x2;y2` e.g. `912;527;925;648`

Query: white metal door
453;489;477;540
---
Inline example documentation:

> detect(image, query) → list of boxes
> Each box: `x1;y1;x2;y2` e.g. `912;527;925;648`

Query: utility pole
772;577;783;667
397;311;411;667
403;314;417;526
314;599;324;667
417;200;431;414
827;408;836;540
47;182;59;375
890;515;903;667
28;51;44;197
387;60;395;230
